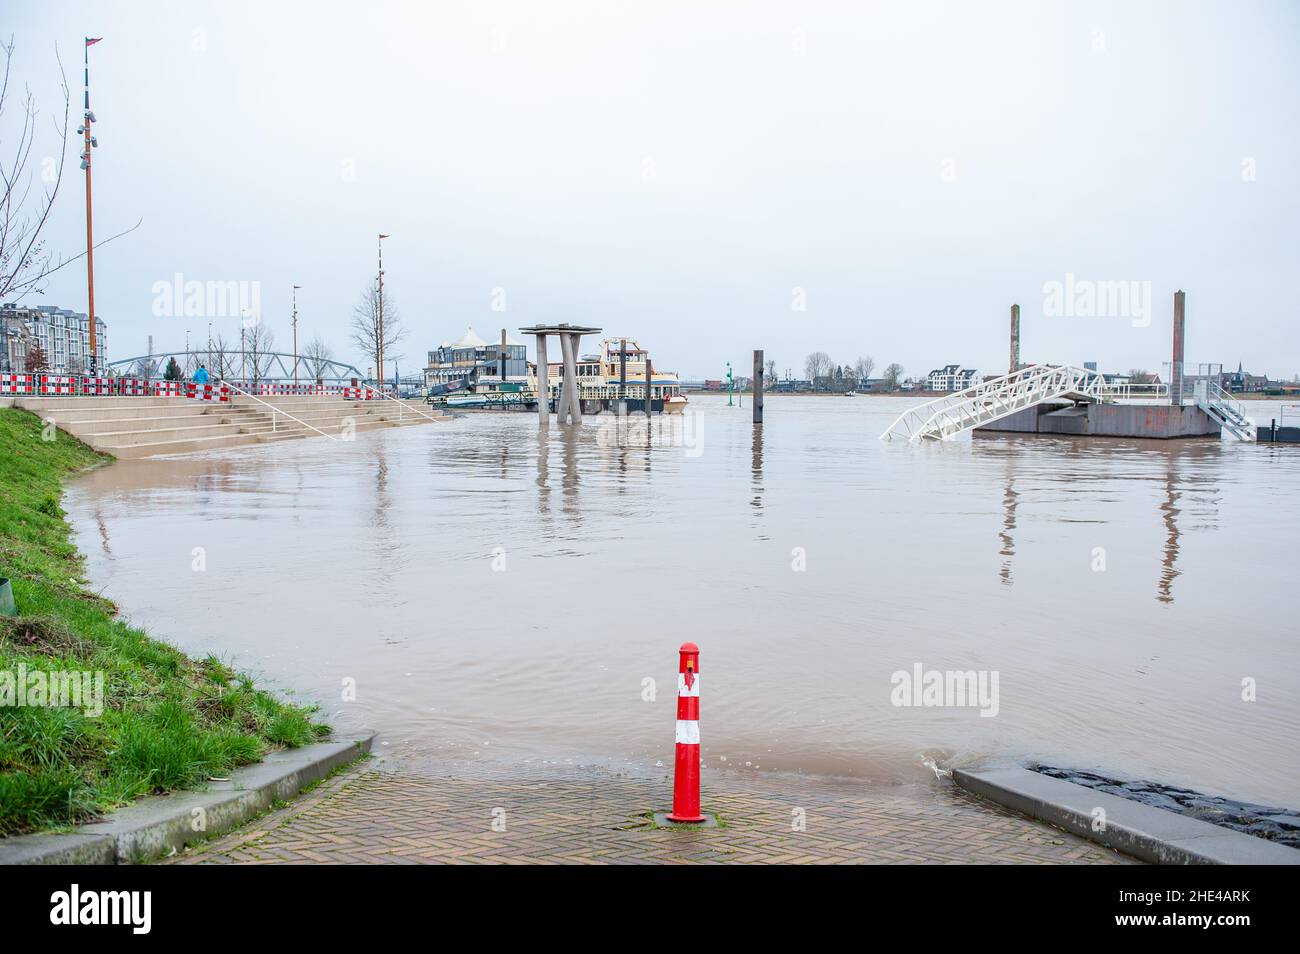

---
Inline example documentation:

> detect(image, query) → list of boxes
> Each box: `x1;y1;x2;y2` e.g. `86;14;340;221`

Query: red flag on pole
86;37;103;46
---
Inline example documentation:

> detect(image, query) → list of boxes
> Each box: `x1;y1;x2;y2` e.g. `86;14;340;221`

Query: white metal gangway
879;365;1110;442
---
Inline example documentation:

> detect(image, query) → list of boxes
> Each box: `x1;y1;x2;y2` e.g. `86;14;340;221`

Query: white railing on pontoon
879;365;1110;442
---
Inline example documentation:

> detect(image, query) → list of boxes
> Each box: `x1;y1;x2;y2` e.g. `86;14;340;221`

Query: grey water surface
66;394;1300;804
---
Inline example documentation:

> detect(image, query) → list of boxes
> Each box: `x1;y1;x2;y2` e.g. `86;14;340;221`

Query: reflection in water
1158;461;1181;605
751;423;765;532
560;424;580;519
95;510;112;557
535;428;550;510
373;450;390;533
998;473;1017;586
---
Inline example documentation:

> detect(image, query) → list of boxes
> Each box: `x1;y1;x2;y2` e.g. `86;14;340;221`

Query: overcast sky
8;0;1298;379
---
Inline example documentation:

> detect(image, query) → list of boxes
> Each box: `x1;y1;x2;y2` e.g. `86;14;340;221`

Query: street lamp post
726;362;734;406
81;37;103;376
292;285;301;387
377;234;389;387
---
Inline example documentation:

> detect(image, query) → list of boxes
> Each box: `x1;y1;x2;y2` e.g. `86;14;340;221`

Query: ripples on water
67;396;1300;803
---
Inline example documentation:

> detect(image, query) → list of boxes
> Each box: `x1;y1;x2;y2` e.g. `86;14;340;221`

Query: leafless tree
882;362;904;390
302;335;333;380
246;321;275;385
350;282;406;380
764;358;776;382
0;39;138;303
854;356;876;381
207;332;237;380
130;354;158;379
804;351;833;381
0;38;68;302
1128;368;1156;385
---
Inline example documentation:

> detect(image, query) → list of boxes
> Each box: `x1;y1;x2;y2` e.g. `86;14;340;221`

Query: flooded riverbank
66;395;1300;805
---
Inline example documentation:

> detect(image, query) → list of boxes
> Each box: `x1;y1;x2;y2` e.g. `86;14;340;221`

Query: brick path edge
0;734;374;865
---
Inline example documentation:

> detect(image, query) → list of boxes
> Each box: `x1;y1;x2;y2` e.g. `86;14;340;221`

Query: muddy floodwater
67;395;1299;805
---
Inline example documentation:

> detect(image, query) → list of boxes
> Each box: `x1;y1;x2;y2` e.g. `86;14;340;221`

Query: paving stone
165;761;1134;865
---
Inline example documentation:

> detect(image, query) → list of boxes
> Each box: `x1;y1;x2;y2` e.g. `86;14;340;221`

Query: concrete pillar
559;332;581;424
536;334;549;427
567;333;583;421
1009;304;1020;375
753;349;764;423
1171;290;1186;405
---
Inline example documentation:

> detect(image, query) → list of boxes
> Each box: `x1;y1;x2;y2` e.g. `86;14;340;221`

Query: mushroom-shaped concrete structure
518;323;602;425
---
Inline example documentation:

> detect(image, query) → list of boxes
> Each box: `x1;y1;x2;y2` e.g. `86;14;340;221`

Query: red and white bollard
667;641;706;823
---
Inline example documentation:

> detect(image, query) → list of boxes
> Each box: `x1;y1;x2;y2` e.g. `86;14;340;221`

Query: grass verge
0;407;328;836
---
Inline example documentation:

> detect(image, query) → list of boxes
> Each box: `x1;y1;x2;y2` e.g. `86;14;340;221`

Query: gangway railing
359;383;447;424
1098;382;1169;401
880;365;1110;442
220;379;340;441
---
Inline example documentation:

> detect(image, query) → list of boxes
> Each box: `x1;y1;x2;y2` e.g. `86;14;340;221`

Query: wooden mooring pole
619;338;627;417
1172;290;1186;406
645;357;653;419
753;349;764;423
1009;304;1020;374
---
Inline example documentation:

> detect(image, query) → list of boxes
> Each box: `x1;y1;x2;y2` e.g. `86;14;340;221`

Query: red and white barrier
185;382;229;402
0;373;33;394
36;374;76;395
0;373;370;401
78;376;113;395
667;642;706;823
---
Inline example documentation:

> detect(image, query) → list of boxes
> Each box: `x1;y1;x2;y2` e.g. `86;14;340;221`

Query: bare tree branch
349;282;406;377
0;39;140;302
302;334;333;380
0;37;69;302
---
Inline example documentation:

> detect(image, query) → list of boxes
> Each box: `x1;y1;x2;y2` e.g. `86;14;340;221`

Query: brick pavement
167;758;1135;865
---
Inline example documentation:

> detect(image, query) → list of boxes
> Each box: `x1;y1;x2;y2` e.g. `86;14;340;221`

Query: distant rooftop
439;326;525;349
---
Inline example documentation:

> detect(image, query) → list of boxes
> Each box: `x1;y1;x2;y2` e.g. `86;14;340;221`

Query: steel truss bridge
107;350;367;383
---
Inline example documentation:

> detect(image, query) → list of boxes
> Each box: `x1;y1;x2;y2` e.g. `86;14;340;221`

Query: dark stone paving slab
955;766;1300;865
1035;764;1300;850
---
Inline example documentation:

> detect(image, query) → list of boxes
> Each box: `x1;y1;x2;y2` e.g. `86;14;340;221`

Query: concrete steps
11;395;445;458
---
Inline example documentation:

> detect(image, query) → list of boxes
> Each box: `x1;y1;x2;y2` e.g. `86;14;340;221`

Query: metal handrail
359;383;446;424
881;365;1109;442
220;379;340;441
1099;382;1169;400
1197;380;1255;440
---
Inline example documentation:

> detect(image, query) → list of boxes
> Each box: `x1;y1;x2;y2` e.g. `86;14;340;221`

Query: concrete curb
0;733;373;865
953;766;1300;865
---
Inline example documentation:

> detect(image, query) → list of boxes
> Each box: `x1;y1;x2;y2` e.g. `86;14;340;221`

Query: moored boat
536;337;688;412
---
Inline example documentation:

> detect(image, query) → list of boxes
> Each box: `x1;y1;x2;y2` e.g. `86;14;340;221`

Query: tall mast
82;38;103;375
377;234;388;385
292;284;301;386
